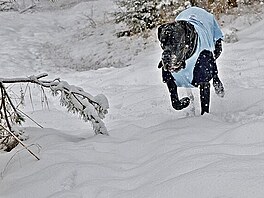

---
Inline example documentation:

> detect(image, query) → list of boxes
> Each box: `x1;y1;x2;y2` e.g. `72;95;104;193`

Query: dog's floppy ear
183;21;194;37
158;22;177;42
177;21;196;40
158;60;163;69
157;24;166;42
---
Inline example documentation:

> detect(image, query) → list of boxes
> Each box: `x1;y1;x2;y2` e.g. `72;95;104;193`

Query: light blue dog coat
172;7;224;87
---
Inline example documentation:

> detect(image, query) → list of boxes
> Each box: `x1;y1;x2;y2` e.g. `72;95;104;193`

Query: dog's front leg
162;68;190;110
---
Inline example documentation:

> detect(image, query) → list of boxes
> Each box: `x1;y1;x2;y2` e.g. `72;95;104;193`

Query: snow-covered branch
0;73;109;153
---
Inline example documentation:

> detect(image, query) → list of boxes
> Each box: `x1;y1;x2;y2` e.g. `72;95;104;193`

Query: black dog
158;7;225;115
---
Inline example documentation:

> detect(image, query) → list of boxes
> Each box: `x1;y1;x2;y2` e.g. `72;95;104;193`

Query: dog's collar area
163;59;186;73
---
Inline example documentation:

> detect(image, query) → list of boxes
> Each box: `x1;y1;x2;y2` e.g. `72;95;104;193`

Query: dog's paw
213;81;225;98
172;97;190;110
217;90;225;98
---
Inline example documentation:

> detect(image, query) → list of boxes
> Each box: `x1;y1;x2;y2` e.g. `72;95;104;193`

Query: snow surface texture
1;1;264;198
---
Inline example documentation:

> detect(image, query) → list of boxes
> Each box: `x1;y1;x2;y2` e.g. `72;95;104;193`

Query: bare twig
28;85;35;111
16;109;43;129
0;125;40;160
1;144;41;179
19;4;36;14
41;86;49;110
1;84;12;131
1;83;20;118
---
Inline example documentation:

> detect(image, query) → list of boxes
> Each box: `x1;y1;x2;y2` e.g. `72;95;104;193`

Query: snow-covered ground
1;1;264;197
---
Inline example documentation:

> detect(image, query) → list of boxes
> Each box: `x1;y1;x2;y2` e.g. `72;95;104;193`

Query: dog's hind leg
200;82;211;115
186;88;195;116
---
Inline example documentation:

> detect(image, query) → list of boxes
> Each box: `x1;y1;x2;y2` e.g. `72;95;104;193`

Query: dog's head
158;21;187;72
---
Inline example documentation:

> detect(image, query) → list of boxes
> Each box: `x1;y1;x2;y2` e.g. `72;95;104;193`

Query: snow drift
0;1;264;198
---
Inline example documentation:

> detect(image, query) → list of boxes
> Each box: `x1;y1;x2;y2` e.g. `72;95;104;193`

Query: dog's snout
162;50;172;70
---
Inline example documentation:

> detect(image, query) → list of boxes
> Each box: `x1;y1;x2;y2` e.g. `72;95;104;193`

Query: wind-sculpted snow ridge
1;0;264;198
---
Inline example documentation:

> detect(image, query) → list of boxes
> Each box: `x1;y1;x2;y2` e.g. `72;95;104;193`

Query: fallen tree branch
0;73;103;109
0;73;109;137
0;73;48;84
